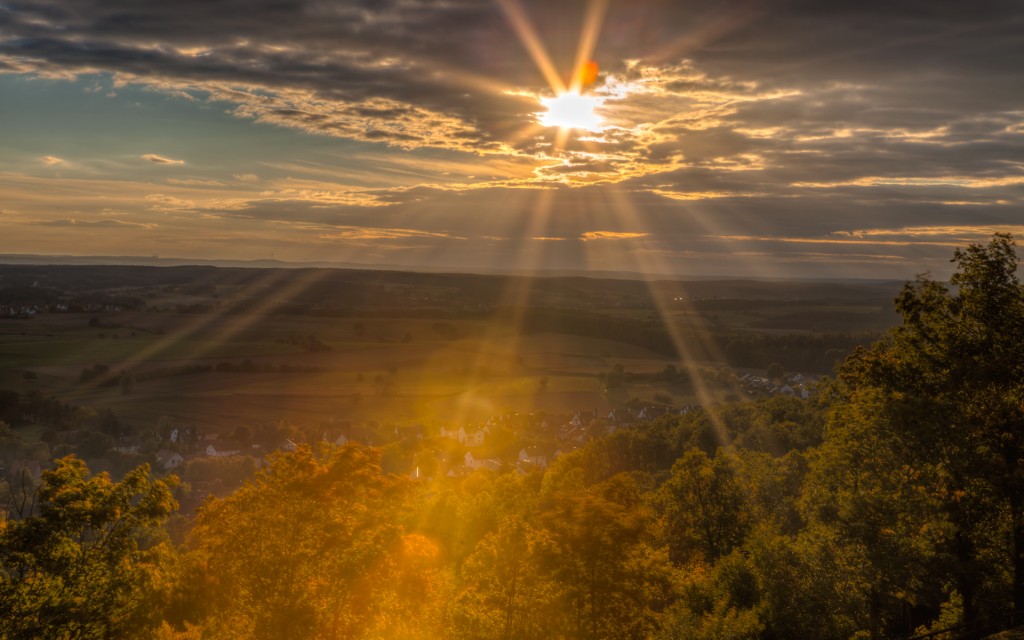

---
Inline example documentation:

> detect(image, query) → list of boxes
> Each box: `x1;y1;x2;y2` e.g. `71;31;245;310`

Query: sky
0;0;1022;279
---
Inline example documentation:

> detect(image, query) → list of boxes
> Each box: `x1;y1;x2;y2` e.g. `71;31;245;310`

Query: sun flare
538;91;604;131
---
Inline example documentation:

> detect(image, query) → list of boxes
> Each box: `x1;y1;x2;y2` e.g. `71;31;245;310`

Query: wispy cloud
836;225;1024;240
29;218;157;229
166;178;225;187
141;154;185;165
0;1;1022;277
317;227;465;241
581;231;648;241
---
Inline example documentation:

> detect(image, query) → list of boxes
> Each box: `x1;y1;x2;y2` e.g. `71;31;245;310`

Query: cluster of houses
86;369;822;485
0;304;50;318
147;439;264;472
738;372;816;399
558;404;698;442
0;302;129;318
118;370;821;480
132;402;698;480
460;446;548;475
435;404;701;477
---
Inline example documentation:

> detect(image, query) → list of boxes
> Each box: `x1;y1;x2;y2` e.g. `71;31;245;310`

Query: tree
540;475;672;639
0;457;178;640
120;371;135;395
454;516;556;640
746;524;864;640
182;445;411;639
661;448;750;564
803;389;945;639
605;364;625;389
0;389;20;424
836;234;1024;625
660;549;764;640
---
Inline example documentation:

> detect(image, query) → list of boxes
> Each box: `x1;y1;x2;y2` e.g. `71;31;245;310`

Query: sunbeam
588;184;743;447
569;0;609;93
497;0;567;95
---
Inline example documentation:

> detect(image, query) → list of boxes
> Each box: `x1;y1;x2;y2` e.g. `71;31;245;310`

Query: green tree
0;389;20;424
802;389;945;639
454;516;556;640
661;448;749;564
660;549;764;640
836;233;1024;624
540;475;673;639
182;445;410;640
0;456;178;640
747;524;864;640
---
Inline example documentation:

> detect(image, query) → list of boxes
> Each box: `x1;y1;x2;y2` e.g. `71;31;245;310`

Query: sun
539;91;604;131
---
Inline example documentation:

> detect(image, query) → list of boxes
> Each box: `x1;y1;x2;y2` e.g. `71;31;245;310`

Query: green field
0;311;688;432
0;265;901;437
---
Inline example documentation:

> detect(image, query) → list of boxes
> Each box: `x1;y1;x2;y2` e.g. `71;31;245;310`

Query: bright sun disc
539;92;603;131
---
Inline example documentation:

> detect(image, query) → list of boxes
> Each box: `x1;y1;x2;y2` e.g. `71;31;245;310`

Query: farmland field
0;264;903;438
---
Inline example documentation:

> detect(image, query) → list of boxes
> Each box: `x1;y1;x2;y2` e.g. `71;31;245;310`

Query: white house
638;406;668;421
440;426;461;441
206;441;244;457
518;446;548;469
155;449;184;470
606;409;635;427
571;411;596;427
440;425;489;446
114;436;142;454
464;425;488;447
464;451;501;472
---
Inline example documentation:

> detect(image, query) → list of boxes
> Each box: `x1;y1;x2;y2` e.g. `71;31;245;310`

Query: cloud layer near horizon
0;0;1022;277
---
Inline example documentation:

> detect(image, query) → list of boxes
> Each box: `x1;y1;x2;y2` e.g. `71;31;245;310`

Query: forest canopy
1;234;1022;640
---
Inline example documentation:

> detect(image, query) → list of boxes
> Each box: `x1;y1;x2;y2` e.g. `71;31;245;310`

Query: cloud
30;218;157;229
141;154;185;165
317;227;465;241
1;3;1020;188
581;231;648;241
144;193;249;213
40;155;64;166
0;1;1022;277
165;178;225;187
836;225;1024;241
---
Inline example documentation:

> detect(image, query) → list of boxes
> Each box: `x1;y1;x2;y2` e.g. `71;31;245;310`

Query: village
128;369;819;488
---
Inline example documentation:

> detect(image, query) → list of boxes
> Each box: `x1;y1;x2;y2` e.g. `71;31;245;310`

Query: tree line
2;235;1023;639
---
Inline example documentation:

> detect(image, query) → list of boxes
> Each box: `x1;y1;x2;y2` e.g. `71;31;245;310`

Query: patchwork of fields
0;265;902;436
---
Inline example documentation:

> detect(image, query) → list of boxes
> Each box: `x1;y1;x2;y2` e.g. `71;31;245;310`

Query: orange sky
0;0;1021;278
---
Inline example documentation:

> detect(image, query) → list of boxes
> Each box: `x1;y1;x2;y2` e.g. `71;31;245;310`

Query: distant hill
0;253;907;285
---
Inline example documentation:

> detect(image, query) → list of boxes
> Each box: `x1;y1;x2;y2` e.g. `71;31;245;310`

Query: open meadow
0;265;901;440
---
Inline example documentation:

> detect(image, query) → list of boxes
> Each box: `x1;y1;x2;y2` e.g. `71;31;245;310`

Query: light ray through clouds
569;0;608;94
449;0;751;439
595;185;739;444
497;0;568;96
0;1;1021;276
450;0;612;426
